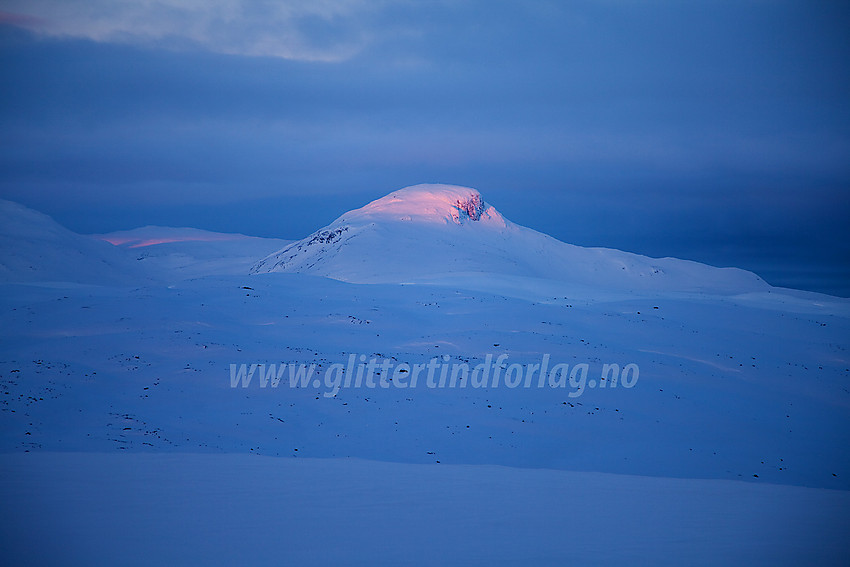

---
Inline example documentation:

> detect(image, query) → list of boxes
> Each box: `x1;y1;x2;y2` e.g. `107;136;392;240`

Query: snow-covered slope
251;184;767;296
4;453;848;567
0;200;143;285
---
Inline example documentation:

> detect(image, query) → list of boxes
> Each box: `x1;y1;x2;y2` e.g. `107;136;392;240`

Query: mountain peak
251;184;768;296
337;184;506;227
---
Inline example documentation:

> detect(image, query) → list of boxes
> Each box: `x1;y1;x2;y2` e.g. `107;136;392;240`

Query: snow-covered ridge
251;184;769;296
94;225;292;279
97;226;261;248
0;201;291;283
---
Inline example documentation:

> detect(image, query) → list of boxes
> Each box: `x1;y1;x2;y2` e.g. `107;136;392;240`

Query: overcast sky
1;0;848;295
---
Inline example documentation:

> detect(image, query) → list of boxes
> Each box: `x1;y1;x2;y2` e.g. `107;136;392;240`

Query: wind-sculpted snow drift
251;184;767;295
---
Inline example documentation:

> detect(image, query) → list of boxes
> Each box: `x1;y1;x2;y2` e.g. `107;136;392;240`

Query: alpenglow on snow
251;184;767;295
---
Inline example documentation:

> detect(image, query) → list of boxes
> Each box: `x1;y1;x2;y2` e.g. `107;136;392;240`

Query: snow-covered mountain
251;184;767;296
0;199;143;285
0;200;292;284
